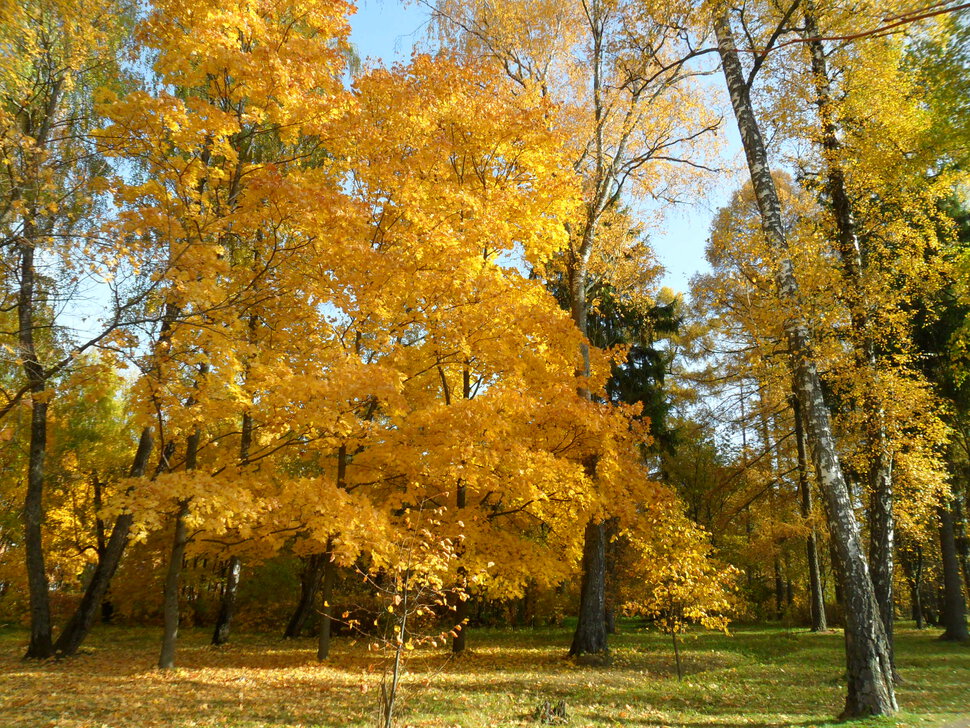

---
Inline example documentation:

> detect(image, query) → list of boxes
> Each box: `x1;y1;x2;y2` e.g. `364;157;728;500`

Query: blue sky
348;1;742;295
349;1;429;66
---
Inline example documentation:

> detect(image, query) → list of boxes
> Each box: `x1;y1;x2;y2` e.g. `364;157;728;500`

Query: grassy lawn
0;622;967;727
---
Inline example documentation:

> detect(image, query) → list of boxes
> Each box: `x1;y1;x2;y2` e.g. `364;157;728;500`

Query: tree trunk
452;427;469;654
803;1;896;672
20;229;53;660
317;550;337;660
451;589;470;654
774;557;785;619
158;497;190;669
938;499;969;642
954;497;970;602
211;556;241;645
715;10;896;717
210;411;253;647
604;517;619;635
671;629;682;681
868;460;896;675
570;519;608;656
284;554;324;638
17;76;66;661
830;539;843;610
158;427;201;669
900;544;924;629
912;581;924;630
794;393;827;631
54;427;154;656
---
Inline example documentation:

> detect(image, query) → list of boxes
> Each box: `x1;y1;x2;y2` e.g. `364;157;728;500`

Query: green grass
0;622;967;727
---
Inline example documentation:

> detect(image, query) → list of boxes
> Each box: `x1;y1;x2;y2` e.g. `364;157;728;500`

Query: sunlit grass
1;622;967;727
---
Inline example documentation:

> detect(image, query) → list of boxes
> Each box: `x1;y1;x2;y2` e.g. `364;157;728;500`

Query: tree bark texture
793;393;827;631
20;228;53;660
803;1;896;668
570;519;608;656
158;497;190;669
715;10;896;717
938;499;969;642
284;554;325;639
211;556;241;645
158;428;201;669
954;497;970;602
54;427;154;656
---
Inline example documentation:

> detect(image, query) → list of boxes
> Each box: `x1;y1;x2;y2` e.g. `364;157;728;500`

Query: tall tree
712;6;896;717
0;0;133;658
431;0;717;656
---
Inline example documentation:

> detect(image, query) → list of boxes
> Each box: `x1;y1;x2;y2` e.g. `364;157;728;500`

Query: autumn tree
710;4;898;713
95;0;357;667
429;0;719;657
0;0;143;658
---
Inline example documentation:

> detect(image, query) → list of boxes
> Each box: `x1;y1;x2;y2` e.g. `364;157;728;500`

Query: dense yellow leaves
74;0;701;619
0;0;729;657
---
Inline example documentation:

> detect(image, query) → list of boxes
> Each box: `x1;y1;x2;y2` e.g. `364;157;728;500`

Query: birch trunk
802;1;896;667
793;392;827;631
715;9;896;717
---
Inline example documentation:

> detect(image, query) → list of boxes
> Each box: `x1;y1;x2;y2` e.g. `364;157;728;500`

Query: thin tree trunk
18;76;65;661
92;475;109;621
158;427;201;669
715;10;896;717
567;215;611;655
912;579;924;630
774;558;785;619
316;550;337;660
53;428;154;656
20;226;53;660
954;497;970;601
900;544;924;629
211;556;241;646
793;392;827;631
672;630;682;681
938;499;969;642
158;497;190;669
453;370;470;655
210;412;252;646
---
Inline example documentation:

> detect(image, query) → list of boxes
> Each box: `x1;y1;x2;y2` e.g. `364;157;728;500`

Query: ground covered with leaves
1;623;967;728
